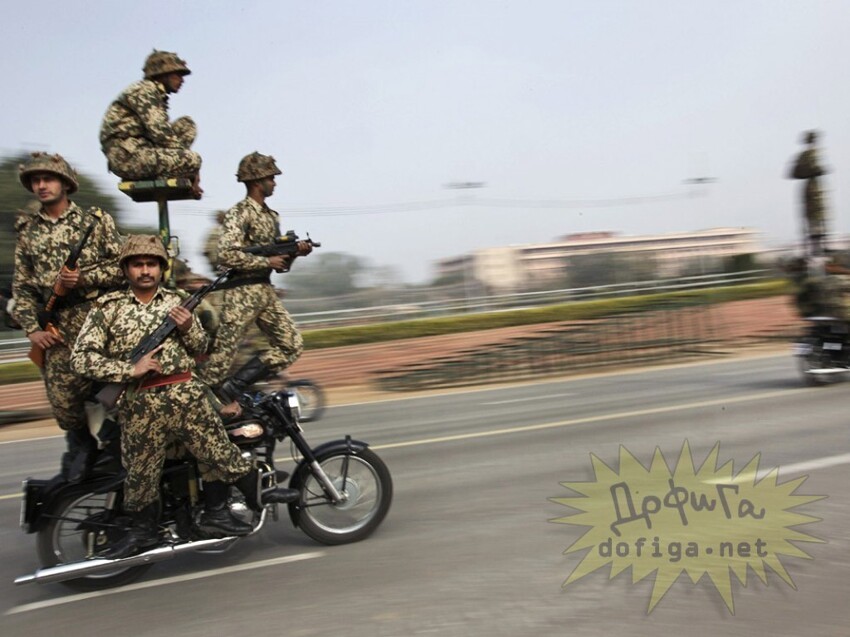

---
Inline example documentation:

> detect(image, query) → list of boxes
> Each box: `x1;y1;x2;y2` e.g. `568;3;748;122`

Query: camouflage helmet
236;152;282;182
172;257;211;288
143;49;191;80
18;152;79;194
119;234;169;268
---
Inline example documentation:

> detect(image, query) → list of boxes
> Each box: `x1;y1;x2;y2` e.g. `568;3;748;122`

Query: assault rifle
242;230;320;272
94;268;233;409
29;220;98;369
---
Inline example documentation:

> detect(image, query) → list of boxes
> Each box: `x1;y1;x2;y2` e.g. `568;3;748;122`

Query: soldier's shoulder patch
14;214;33;233
97;288;128;304
164;288;190;302
86;207;105;220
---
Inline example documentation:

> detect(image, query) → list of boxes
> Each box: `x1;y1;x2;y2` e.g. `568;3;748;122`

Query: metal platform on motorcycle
118;178;196;203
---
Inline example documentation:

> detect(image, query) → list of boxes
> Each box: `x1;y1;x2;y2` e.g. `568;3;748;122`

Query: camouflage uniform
71;286;252;512
199;211;269;373
12;203;124;432
100;79;200;180
790;132;829;254
200;196;303;386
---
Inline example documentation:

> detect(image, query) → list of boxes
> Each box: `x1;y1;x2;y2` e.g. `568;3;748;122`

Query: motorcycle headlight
287;392;301;419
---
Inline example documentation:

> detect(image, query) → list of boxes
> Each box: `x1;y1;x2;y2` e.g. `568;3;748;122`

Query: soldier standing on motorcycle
198;152;310;405
788;130;830;256
13;152;125;483
99;49;203;198
71;235;297;559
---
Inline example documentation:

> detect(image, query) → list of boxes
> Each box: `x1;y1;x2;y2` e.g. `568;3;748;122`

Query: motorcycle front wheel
796;349;832;386
289;379;326;422
36;487;151;591
290;448;392;545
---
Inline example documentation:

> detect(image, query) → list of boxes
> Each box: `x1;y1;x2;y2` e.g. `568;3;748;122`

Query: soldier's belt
215;275;271;290
138;370;192;391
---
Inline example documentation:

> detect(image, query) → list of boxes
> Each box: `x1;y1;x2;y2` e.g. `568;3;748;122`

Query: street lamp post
444;182;487;312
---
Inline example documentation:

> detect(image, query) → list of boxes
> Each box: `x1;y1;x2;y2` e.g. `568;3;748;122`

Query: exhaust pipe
14;536;239;586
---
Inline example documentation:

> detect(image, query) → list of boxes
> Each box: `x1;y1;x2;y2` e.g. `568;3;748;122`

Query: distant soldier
199;152;310;402
13;152;125;480
789;130;829;255
99;49;202;198
202;210;227;271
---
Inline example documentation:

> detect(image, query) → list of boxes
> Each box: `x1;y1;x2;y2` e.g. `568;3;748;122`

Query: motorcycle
14;387;392;590
793;316;850;385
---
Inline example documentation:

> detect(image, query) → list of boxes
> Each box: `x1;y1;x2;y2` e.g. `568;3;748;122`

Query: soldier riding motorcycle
791;258;850;384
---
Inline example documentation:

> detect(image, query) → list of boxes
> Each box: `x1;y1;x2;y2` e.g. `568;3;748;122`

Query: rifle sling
44;293;99;313
215;275;271;290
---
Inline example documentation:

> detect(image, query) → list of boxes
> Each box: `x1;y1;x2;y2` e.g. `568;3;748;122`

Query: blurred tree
0;152;124;292
677;256;723;277
282;252;368;297
566;252;658;288
723;253;757;273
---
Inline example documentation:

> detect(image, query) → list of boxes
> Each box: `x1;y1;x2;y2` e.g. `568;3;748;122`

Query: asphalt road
0;352;848;636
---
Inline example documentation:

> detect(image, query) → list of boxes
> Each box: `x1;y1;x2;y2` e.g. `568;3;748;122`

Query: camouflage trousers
117;378;252;512
44;343;92;432
199;283;303;386
104;116;201;180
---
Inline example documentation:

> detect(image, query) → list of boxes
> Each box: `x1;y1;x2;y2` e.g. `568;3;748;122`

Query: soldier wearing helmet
71;234;297;557
99;49;202;197
197;152;310;403
788;129;830;255
12;152;125;482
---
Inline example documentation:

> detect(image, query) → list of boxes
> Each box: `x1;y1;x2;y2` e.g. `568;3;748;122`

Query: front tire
36;487;151;591
289;448;392;545
797;346;832;386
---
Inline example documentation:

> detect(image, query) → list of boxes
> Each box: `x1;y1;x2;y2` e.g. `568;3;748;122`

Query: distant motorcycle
15;387;392;590
793;316;850;385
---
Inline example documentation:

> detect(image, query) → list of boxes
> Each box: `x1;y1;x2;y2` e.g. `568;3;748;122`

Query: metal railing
286;269;773;327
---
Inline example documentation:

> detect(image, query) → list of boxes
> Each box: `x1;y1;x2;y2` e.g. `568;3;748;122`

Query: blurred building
435;227;762;291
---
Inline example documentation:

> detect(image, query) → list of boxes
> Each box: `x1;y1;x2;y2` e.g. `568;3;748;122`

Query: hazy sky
3;1;849;282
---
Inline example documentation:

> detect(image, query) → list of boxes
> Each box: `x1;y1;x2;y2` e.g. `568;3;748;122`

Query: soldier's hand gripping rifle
28;220;98;369
94;268;233;409
242;230;320;272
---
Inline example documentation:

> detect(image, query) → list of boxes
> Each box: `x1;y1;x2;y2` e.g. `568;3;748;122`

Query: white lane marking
782;452;850;474
0;434;63;446
5;551;324;615
369;388;802;450
703;452;850;484
0;388;822;500
481;392;575;405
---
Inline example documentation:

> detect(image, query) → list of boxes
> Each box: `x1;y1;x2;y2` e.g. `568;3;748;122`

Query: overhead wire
171;189;697;218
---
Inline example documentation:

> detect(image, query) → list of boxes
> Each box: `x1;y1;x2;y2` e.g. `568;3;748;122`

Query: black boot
234;468;299;513
62;427;99;483
100;503;160;560
197;481;253;537
218;356;274;403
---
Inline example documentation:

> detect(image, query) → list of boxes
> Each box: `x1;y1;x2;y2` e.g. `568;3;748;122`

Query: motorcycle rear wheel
36;487;151;590
290;448;392;545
